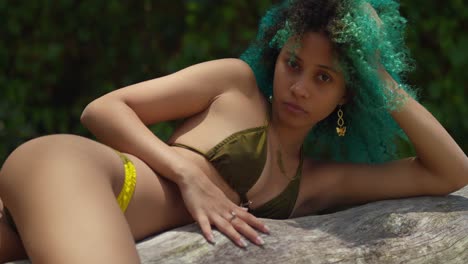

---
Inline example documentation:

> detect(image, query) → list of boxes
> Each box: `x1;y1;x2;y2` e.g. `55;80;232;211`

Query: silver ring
229;211;237;222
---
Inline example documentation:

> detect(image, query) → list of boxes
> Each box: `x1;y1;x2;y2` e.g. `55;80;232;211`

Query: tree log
8;186;468;264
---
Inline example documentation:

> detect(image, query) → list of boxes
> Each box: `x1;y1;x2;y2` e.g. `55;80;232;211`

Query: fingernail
241;207;248;211
256;236;265;245
239;238;248;248
208;233;215;244
264;225;270;234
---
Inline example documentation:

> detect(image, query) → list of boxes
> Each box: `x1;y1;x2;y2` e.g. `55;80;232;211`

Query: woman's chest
167;89;270;202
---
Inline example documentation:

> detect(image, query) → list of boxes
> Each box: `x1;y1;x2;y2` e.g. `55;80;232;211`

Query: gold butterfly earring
336;105;346;137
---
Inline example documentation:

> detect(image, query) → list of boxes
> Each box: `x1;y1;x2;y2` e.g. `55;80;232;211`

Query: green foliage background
1;0;467;164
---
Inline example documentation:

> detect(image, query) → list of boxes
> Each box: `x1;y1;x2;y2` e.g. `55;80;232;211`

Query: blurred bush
1;0;466;163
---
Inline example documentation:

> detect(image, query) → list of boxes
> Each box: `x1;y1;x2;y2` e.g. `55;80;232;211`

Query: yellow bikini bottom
114;150;137;213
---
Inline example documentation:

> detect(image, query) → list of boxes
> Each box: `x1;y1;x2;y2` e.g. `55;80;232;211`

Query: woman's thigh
0;134;142;263
117;153;194;241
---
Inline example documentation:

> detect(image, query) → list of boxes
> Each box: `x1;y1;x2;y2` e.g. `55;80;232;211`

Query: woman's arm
324;5;468;206
324;74;468;207
381;70;468;190
80;58;254;185
298;65;466;211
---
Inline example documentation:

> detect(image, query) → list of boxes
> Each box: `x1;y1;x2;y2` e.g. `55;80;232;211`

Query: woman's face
272;31;347;129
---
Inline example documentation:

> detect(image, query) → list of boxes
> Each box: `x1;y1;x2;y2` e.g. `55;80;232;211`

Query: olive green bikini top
170;117;304;219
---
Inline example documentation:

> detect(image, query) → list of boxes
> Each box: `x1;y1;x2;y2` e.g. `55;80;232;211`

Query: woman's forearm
381;71;468;188
80;98;191;185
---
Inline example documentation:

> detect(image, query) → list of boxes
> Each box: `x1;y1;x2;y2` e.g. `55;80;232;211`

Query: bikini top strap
170;142;207;157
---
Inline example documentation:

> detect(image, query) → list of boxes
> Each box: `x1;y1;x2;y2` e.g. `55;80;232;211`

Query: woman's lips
283;102;307;114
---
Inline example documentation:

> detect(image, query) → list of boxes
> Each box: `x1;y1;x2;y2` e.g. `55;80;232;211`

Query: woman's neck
269;115;310;158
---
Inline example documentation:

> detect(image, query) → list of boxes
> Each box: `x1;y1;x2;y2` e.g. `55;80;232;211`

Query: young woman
1;0;466;262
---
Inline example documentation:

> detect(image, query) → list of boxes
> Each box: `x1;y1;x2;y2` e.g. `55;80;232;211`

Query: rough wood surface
8;186;468;264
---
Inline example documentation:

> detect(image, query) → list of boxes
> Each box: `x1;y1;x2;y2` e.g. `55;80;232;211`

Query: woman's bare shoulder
211;58;259;95
207;58;266;116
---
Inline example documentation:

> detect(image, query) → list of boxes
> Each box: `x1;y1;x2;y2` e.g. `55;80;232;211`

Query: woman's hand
176;164;270;248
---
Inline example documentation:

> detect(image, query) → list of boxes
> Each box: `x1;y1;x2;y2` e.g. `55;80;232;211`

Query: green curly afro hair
240;0;419;163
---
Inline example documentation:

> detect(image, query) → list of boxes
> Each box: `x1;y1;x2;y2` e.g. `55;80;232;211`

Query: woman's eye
318;73;332;82
287;59;300;70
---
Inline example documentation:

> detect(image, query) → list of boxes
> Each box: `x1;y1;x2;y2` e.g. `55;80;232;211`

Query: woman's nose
290;79;310;99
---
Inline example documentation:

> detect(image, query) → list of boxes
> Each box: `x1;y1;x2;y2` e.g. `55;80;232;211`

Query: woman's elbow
80;101;98;127
80;99;111;127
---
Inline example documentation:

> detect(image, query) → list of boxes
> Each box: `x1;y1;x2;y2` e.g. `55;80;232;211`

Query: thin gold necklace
271;126;302;181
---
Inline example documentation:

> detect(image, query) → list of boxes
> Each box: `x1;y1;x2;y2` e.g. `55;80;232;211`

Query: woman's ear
339;86;354;105
338;95;348;106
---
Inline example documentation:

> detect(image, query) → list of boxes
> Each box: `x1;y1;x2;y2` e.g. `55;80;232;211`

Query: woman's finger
197;215;215;244
236;208;270;235
212;214;248;248
228;213;265;246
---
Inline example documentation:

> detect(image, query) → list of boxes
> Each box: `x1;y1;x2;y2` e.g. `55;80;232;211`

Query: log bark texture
8;186;468;264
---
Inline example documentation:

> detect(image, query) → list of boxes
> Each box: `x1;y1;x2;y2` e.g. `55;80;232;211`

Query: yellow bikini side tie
114;150;137;213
